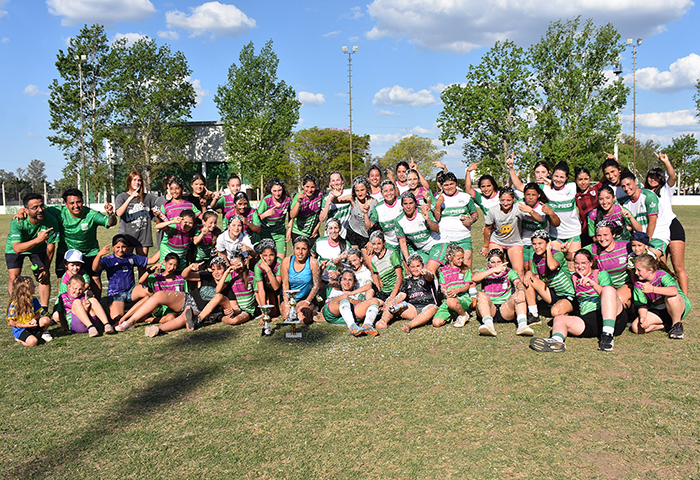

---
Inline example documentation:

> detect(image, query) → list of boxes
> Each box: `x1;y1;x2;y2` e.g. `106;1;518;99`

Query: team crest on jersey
619;257;626;264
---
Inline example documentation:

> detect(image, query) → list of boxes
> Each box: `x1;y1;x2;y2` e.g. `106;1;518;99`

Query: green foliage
530;17;628;171
215;40;300;185
286;127;370;190
695;79;700;120
105;37;196;190
438;41;537;177
663;134;700;187
617;133;659;178
381;135;447;179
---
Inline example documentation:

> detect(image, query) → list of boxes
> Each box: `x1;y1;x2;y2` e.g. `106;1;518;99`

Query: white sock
602;325;615;335
528;306;538;316
517;314;527;326
338;299;356;328
483;316;494;326
363;304;379;326
469;286;477;298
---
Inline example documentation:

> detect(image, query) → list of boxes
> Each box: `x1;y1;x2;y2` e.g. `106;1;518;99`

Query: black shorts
577;309;628;338
670;218;685;242
493;304;508;323
536;290;575;318
15;327;41;342
56;254;97;278
345;226;370;249
646;306;676;332
375;290;391;302
5;251;47;271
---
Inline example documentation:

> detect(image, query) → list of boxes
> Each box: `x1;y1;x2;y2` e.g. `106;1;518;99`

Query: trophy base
285;332;302;339
261;327;273;337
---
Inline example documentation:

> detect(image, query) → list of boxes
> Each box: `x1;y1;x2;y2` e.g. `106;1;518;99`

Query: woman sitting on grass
56;275;115;337
530;249;628;353
7;276;53;346
369;231;403;325
280;236;321;325
584;220;632;308
380;253;439;333
631;254;691;340
322;269;381;336
472;248;531;337
253;239;282;323
215;251;258;326
434;243;475;329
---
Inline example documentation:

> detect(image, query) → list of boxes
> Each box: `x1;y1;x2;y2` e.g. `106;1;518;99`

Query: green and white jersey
618;188;661;238
473;189;500;215
520;201;548;246
531;250;575;298
313;236;347;283
541;182;581;239
437;191;478;242
369;199;402;247
322;189;352;237
371;248;402;293
394;210;441;253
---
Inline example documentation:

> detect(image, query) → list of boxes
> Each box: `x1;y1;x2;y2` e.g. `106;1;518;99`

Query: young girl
211;251;258;326
586;185;640;241
92;234;150;323
584;221;632;308
406;168;433;207
216;214;256;264
154;210;197;269
52;249;91;329
288;174;323;243
380;254;439;333
464;163;500;216
434;243;475;328
257;177;292;257
212;173;243;227
253;239;282;322
520;182;560;270
193;211;221;262
394;191;443;274
631;254;691;340
369;231;403;307
472;249;531;337
56;275;115;336
313;218;349;289
7;276;53;346
160;177;200;220
225;192;262;241
530;249;628;353
338;175;377;248
322;269;381;336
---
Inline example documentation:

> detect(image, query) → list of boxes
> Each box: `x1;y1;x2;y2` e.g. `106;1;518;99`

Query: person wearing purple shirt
159;177;201;221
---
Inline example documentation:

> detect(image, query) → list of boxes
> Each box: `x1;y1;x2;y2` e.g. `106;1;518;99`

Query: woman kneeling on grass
380;253;439;333
253;239;282;323
472;248;531;337
631;254;691;340
322;269;381;336
280;236;321;325
434;243;475;328
530;249;627;353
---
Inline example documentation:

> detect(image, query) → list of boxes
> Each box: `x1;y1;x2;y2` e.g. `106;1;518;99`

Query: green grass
1;209;700;479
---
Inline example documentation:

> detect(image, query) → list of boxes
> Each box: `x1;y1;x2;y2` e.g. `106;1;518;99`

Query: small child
218;251;258;325
253;239;282;321
56;275;115;337
152;210;197;270
627;231;656;269
631;254;691;339
434;243;475;328
193;211;221;262
7;276;53;346
52;249;91;329
92;234;149;323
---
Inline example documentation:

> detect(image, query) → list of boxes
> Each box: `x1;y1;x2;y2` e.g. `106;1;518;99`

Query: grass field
1;208;699;479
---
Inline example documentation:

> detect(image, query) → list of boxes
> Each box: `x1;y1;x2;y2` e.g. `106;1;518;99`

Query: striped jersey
291;190;323;237
253;259;281;292
478;268;520;305
257;195;292;234
438;265;472;294
371;248;402;293
369;198;402;247
618;189;659;235
146;273;185;292
584;241;631;288
395;210;441;252
322;189;352;237
531;250;575;298
586;204;631;241
229;272;256;314
573;269;613;316
521;202;548;246
633;270;691;318
472;189;499;215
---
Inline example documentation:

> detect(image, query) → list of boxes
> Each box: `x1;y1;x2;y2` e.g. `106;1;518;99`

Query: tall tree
215;40;301;184
106;37;196;188
438;41;537;177
286;127;370;190
48;24;111;196
617;134;659;177
382;135;447;179
695;79;700;120
662;134;699;189
530;17;628;172
24;159;47;192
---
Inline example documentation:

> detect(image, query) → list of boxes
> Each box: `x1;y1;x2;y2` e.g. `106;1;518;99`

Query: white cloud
0;0;8;18
298;91;325;106
27;132;40;137
47;0;155;26
622;110;698;128
412;125;431;134
370;133;404;145
377;109;400;116
113;32;147;46
348;36;359;42
344;6;364;20
373;85;436;107
323;30;340;37
166;2;256;38
23;85;48;97
365;0;693;53
187;77;208;105
1;37;9;44
158;30;180;40
634;54;700;92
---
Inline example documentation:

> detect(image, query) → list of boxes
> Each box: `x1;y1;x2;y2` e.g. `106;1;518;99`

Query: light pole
342;46;358;180
613;61;623;159
628;38;642;174
75;54;88;198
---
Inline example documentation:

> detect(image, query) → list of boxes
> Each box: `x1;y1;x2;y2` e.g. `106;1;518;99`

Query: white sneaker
478;323;497;336
454;315;469;328
41;331;53;342
516;323;534;336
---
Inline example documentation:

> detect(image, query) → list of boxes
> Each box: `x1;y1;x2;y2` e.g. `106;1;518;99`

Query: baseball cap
64;249;84;263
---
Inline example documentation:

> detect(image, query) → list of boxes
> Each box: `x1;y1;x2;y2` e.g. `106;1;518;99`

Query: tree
617;134;659;178
48;24;111;197
662;134;700;189
382;135;447;179
438;41;537;178
106;37;196;189
215;40;301;184
695;79;700;120
286;127;371;190
529;17;628;172
24;159;47;192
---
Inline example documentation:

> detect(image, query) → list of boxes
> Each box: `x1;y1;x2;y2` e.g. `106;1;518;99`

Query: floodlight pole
342;46;358;180
628;38;642;174
75;54;88;199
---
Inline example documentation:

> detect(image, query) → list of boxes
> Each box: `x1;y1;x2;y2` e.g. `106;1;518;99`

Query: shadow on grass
165;324;240;348
266;322;332;346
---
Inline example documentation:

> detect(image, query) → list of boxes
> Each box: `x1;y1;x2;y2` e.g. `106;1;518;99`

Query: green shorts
434;294;472;320
649;238;668;254
552;235;581;244
262;229;287;256
523;244;534;263
449;238;473;252
322;303;346;325
428;242;449;265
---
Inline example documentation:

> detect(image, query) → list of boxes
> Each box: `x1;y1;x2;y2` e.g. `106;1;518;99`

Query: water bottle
30;263;43;281
389;301;408;314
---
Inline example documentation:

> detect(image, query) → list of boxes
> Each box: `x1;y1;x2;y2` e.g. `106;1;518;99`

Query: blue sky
1;0;699;183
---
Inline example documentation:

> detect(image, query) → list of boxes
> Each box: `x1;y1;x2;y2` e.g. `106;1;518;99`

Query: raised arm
654;152;676;187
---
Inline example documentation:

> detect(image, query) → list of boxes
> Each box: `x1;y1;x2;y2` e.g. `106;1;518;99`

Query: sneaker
104;324;116;335
599;333;614;351
115;321;134;332
669;322;684;340
478;323;497;337
349;324;363;336
529;337;566;353
184;307;196;332
87;325;99;337
470;297;477;310
144;325;160;337
360;324;379;337
516;323;534;336
454;315;469;328
41;331;53;343
526;312;541;326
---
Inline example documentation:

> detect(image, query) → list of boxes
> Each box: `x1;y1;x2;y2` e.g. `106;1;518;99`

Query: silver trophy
284;289;302;339
259;304;274;337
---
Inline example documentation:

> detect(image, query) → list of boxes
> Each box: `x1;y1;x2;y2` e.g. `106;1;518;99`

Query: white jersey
355;265;373;287
397;182;410;195
541;182;581;239
437;191;478;242
395;211;441;251
369;199;402;247
654;183;676;244
369;190;384;202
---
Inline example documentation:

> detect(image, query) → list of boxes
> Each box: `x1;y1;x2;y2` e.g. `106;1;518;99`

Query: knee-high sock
338;299;356;328
363;304;380;326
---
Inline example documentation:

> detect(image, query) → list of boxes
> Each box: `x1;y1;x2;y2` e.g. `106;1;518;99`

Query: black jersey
400;275;437;306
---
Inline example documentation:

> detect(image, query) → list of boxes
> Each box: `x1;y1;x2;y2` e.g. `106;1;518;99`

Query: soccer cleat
360;323;379;337
599;333;614;351
87;326;99;337
526;312;541;326
516;324;534;336
669;322;684;339
41;331;53;343
454;315;469;328
529;337;566;353
348;324;364;336
478;323;497;337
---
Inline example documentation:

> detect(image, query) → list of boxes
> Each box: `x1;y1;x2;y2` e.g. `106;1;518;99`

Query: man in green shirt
5;193;60;308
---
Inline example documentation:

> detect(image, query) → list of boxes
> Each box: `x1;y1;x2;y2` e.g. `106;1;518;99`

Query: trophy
284;289;302;339
259;304;274;337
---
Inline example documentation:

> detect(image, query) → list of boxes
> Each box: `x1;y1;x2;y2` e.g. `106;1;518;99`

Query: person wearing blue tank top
281;236;321;325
